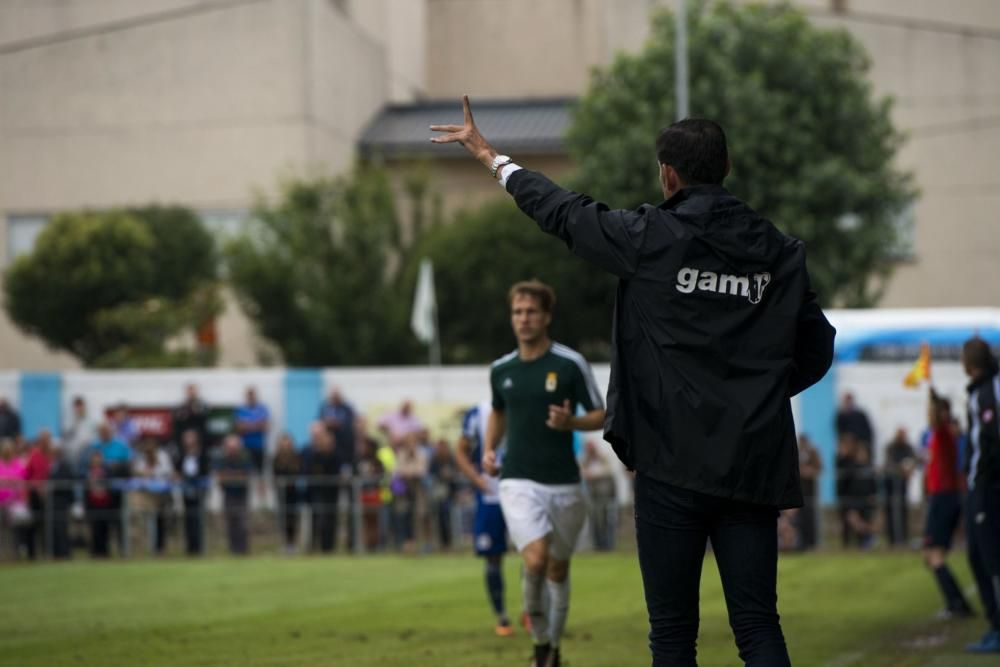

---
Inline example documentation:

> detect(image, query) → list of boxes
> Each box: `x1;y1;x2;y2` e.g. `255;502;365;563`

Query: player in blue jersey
455;401;515;637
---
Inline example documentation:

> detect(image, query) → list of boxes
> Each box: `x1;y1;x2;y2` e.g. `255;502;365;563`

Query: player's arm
454;435;491;493
546;400;605;432
483;409;506;476
430;96;645;279
547;357;606;432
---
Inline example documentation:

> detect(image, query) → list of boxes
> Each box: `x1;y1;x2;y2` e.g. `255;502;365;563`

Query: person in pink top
0;437;29;558
23;429;55;559
377;400;426;448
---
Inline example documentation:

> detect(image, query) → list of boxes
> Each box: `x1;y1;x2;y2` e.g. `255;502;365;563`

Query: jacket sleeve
506;169;647;279
789;276;836;397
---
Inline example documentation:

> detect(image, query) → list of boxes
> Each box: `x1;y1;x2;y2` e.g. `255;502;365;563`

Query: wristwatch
490;154;513;178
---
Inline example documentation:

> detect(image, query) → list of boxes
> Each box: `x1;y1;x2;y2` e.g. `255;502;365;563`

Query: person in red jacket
922;388;973;618
23;429;55;559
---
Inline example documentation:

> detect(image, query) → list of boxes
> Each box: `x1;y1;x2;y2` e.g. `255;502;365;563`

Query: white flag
411;258;437;344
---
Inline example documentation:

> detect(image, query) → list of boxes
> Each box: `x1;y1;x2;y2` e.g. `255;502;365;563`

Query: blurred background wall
1;0;997;370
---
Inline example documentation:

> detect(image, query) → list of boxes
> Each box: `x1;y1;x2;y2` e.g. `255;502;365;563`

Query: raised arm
431;96;646;278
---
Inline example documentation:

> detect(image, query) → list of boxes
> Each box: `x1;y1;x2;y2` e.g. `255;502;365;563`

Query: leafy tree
3;207;220;366
404;198;616;364
127;205;218;301
225;164;425;366
566;0;915;306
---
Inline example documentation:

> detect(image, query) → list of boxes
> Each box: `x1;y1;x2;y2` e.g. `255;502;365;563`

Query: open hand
430;95;497;169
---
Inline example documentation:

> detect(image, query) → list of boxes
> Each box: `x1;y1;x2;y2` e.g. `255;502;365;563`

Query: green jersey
490;342;604;484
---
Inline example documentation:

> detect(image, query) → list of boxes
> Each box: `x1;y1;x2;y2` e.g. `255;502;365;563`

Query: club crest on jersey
984;408;995;424
675;267;772;304
545;372;558;392
502;377;513;389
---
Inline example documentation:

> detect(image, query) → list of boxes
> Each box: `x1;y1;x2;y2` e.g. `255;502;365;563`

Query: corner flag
903;342;931;388
411;258;437;345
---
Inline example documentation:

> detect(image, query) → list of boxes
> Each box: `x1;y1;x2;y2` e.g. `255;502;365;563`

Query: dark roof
358;98;576;159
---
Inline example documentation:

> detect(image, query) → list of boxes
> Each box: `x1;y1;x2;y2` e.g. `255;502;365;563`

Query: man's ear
661;163;682;193
724;158;732;179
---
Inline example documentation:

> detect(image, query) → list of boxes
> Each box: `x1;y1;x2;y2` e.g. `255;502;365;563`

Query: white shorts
498;479;587;561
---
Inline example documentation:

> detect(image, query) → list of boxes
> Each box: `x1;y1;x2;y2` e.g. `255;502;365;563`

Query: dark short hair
963;336;998;374
655;119;729;185
508;280;556;313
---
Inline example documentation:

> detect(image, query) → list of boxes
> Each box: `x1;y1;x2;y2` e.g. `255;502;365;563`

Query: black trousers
223;500;249;555
88;514;110;557
635;474;791;667
968;484;1000;632
883;476;909;546
310;493;337;553
50;505;71;558
183;495;204;555
276;484;300;547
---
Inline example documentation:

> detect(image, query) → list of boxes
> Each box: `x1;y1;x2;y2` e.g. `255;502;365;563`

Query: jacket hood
661;184;784;272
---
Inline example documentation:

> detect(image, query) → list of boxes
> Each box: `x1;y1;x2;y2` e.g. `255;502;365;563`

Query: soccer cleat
495;619;514;637
935;605;975;621
530;642;551;667
966;629;1000;653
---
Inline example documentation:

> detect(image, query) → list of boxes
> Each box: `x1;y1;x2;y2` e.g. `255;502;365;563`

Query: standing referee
432;97;835;666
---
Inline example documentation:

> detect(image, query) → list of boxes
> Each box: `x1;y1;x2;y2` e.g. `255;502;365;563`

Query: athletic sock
934;564;970;611
546;577;570;648
485;559;506;620
523;571;550;644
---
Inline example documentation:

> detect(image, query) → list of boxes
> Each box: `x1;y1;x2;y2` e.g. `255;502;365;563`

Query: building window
5;210;249;265
198;209;249;240
889;202;916;261
6;214;49;264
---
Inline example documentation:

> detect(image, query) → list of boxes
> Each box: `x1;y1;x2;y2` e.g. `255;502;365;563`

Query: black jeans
968;484;1000;631
635;474;791;667
183;494;204;555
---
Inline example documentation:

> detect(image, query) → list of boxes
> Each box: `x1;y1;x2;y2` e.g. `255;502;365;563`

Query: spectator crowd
0;386;623;560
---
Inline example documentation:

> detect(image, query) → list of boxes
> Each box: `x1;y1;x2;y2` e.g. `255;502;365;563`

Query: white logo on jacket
675;268;771;304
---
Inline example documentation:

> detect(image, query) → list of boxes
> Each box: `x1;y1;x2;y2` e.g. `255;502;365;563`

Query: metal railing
0;468;937;560
0;476;631;561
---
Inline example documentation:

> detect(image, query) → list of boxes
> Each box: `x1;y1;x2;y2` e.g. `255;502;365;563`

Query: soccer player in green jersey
484;280;606;667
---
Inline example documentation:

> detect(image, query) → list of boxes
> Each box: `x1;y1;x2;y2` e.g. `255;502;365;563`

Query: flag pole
675;0;690;120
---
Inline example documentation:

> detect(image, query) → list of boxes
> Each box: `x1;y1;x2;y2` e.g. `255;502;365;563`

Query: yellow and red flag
903;342;932;388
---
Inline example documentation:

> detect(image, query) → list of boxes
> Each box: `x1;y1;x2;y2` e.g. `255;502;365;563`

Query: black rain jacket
507;169;835;508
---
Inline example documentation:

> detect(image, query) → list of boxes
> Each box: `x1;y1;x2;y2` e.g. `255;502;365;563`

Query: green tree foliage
225;165;424;366
567;1;916;306
3;207;220;366
405;198;615;364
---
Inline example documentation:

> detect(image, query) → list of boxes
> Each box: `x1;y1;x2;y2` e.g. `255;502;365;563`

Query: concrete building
1;0;998;369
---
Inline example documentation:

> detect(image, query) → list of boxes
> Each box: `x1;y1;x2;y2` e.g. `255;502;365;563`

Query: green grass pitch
0;551;993;666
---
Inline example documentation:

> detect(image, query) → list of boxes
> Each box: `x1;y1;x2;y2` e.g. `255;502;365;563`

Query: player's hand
482;449;500;476
546;399;574;431
475;474;492;494
429;95;497;170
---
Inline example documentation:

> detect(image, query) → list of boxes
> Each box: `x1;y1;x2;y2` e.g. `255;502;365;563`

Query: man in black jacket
962;337;1000;653
433;97;835;667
